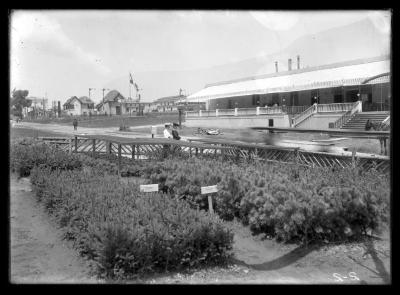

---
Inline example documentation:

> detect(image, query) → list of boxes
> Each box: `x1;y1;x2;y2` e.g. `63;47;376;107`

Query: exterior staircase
341;111;390;130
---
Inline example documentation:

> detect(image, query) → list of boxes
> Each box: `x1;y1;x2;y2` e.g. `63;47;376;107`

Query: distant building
22;97;48;118
153;95;187;112
63;96;95;116
187;55;390;112
96;90;156;115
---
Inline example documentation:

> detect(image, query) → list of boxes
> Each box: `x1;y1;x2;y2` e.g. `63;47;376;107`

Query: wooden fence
37;135;390;174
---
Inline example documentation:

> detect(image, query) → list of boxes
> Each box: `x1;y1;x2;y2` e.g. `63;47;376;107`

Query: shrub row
11;140;390;245
29;166;233;279
139;157;390;243
10;138;82;177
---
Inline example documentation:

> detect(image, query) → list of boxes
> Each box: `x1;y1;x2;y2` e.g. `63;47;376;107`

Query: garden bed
10;139;390;280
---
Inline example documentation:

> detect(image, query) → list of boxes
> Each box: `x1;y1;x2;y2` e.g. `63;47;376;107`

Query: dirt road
13;122;162;139
10;175;101;284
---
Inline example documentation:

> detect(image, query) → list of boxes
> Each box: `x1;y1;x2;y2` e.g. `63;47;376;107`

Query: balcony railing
237;108;258;116
259;106;283;115
316;103;355;113
217;109;235;116
281;105;309;115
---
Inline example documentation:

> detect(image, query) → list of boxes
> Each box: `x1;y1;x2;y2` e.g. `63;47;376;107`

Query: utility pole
102;88;110;104
89;88;96;100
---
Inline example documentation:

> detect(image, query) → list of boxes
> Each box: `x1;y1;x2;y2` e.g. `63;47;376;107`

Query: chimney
288;58;292;71
297;55;300;69
274;61;278;73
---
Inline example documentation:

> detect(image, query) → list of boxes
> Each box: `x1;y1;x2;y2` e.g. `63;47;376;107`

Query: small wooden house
63;96;95;116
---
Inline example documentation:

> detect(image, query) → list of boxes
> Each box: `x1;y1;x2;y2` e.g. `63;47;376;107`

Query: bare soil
10;175;390;284
10;175;101;284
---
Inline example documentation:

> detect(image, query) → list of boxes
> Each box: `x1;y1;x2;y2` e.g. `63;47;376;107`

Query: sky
10;10;391;104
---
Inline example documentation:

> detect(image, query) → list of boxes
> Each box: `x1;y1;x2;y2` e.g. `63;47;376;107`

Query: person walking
73;118;78;131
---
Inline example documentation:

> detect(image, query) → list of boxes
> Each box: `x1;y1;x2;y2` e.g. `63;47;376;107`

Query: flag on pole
134;83;139;92
129;73;134;84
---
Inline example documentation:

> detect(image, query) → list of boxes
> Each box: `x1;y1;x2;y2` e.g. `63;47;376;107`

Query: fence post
92;138;96;156
69;138;73;154
294;148;299;164
118;144;122;175
74;136;78;153
131;144;135;160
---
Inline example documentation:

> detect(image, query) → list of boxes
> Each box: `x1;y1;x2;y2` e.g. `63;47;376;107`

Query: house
22;97;48;118
153;95;186;112
63;96;95;116
96;90;156;115
96;90;128;115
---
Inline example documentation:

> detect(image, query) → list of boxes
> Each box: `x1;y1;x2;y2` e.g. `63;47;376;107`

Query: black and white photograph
9;9;391;284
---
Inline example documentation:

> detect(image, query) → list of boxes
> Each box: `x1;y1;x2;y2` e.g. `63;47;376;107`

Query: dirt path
10;176;101;284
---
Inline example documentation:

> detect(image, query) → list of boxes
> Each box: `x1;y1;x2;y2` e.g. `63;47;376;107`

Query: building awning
187;58;390;102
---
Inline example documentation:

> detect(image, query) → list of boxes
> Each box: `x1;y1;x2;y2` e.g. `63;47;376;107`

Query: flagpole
129;73;131;100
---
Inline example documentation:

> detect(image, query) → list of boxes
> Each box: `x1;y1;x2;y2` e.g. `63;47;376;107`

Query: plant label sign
140;184;159;193
201;185;218;195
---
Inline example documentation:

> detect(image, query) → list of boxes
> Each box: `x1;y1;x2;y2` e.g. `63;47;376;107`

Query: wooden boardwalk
37;135;390;173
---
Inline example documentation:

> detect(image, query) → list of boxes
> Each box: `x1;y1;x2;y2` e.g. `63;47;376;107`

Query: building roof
77;96;95;104
187;55;390;102
103;90;126;102
63;96;78;106
154;95;186;103
64;96;94;106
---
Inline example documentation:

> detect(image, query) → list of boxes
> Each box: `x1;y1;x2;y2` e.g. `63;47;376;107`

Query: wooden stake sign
140;184;159;193
201;185;219;214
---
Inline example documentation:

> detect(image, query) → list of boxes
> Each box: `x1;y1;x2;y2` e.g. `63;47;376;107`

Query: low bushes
10;138;82;177
12;139;390;247
140;157;390;243
29;166;234;279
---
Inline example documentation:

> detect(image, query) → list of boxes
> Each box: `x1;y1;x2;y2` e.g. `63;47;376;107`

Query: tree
10;90;31;118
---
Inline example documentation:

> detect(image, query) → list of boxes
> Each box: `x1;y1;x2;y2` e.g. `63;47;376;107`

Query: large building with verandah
185;55;390;130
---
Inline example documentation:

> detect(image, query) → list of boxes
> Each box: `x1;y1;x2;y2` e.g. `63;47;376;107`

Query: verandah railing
186;105;305;118
316;102;357;113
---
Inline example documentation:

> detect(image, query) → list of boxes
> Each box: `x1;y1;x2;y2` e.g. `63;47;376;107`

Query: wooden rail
38;134;390;173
